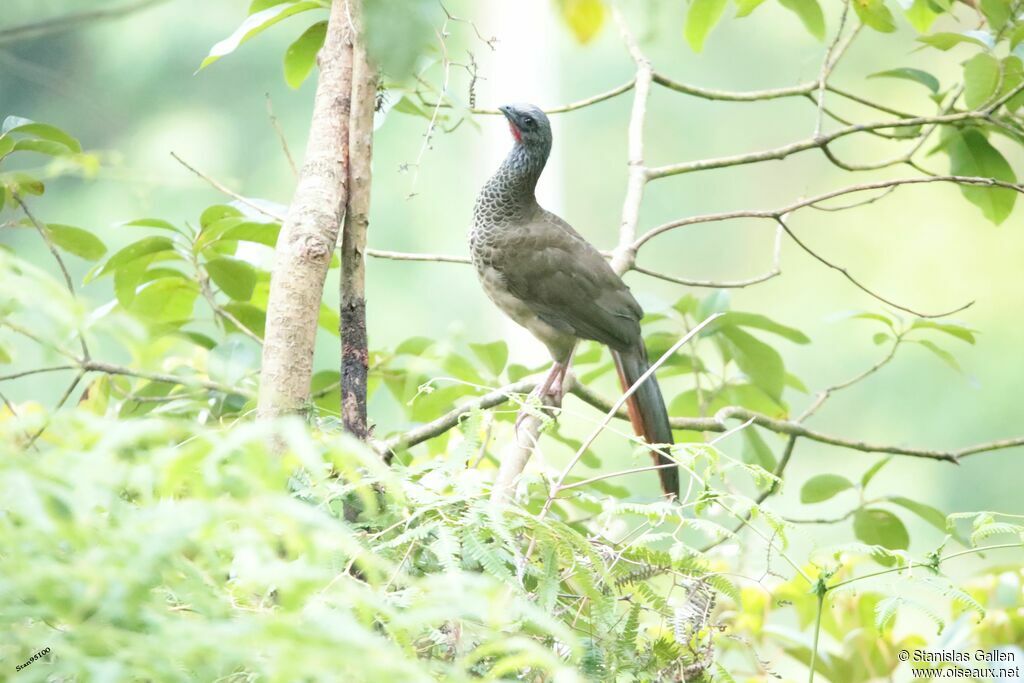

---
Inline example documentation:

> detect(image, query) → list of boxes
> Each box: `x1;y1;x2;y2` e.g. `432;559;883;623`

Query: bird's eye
521;116;535;128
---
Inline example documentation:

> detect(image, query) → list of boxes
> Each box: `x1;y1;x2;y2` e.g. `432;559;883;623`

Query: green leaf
363;0;434;79
128;278;198;323
1000;57;1024;112
917;32;988;51
205;257;257;300
200;204;242;228
904;0;940;33
945;129;1016;224
1011;23;1024;50
853;0;896;32
208;335;260;387
963;53;1000;109
284;21;327;88
113;259;149;306
318;302;339;336
1;118;81;153
909;320;976;343
785;372;808;393
221;302;266;338
913;339;961;372
219;221;281;247
395;336;435;356
12;139;73;157
123;218;185;234
721;383;788;418
854;508;910;550
685;0;728;52
717;312;810;344
860;456;892;488
979;0;1010;32
698;289;730;319
468;341;508;377
559;0;606;44
720;326;785;400
92;236;176;280
0;344;11;364
777;0;825;40
888;497;947;532
3;172;44;196
45;224;106;261
199;1;324;71
735;0;767;16
742;428;776;470
868;67;940;93
800;474;854;503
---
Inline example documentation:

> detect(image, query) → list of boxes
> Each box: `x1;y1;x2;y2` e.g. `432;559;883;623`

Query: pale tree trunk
340;12;376;440
258;0;353;420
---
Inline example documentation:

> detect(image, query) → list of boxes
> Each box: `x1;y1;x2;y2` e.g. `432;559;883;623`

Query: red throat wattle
508;120;522;143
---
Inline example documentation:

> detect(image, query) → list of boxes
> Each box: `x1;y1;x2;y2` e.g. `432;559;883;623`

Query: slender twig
0;364;76;382
813;1;853;138
0;0;169;45
265;93;298;178
471;79;636;116
632;224;783;289
366;248;470;264
827;542;1023;592
15;195;90;360
646;92;1024;180
798;335;902;422
170;152;285;223
774;215;972;319
25;370;85;448
635;174;1024;249
82;360;252;397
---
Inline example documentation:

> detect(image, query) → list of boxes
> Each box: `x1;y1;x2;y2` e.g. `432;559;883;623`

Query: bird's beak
498;105;522;142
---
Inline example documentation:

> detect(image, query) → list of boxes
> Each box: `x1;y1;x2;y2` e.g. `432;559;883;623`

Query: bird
469;102;678;497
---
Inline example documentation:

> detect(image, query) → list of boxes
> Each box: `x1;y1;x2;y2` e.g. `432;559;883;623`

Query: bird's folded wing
499;213;643;352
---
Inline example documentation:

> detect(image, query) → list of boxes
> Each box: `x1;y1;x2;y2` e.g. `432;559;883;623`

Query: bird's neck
475;143;549;222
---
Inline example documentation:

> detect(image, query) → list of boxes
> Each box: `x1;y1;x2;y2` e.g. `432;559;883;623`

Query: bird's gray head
499;103;551;154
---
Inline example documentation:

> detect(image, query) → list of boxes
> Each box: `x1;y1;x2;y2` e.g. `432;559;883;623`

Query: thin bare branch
170;152;286;223
472;79;636;115
15;194;90;360
645;106;1018;180
0;0;169;45
0;365;76;382
635;174;1024;250
813;2;853;138
774;215;973;319
366;248;470;264
265;93;298;178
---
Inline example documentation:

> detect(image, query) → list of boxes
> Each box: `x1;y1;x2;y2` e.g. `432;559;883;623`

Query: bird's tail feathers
612;344;678;497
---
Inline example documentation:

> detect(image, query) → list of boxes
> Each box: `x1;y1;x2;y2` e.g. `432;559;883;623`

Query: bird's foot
514;362;566;435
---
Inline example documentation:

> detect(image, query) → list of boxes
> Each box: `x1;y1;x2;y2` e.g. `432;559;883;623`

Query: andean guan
469;102;679;497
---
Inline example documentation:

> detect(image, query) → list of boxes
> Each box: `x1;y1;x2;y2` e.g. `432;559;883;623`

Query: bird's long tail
612;344;678;497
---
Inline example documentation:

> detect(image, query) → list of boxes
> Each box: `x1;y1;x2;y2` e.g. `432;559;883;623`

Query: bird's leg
515;361;564;434
514;341;579;435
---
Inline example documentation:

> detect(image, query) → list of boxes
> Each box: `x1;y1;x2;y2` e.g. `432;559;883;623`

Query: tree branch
0;0;169;46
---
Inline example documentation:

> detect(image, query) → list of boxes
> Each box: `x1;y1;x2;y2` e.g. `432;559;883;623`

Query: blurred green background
1;0;1021;571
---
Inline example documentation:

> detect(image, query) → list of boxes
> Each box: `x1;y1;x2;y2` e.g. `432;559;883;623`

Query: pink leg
515;361;565;434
